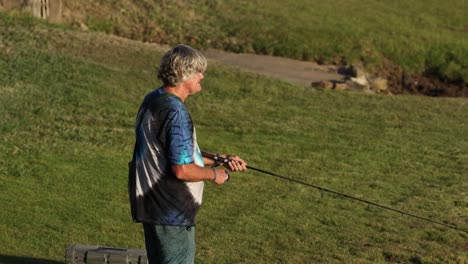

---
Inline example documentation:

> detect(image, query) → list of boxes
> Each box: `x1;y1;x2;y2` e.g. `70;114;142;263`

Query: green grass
0;13;467;263
60;0;468;83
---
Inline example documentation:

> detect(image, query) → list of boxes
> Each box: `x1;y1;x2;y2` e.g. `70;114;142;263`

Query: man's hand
222;155;247;172
212;169;230;185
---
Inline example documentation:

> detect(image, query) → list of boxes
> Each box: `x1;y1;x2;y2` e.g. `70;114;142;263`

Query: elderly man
128;44;247;264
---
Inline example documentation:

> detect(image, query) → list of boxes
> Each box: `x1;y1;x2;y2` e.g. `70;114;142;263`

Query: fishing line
201;151;467;234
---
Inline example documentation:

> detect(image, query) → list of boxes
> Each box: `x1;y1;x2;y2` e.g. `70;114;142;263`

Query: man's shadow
0;255;62;264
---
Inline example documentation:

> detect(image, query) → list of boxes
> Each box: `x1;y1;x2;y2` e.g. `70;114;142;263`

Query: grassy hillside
0;13;467;263
58;0;468;84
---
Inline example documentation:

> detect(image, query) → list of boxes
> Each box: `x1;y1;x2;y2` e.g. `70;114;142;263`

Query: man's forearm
172;163;214;182
171;163;229;185
202;156;216;167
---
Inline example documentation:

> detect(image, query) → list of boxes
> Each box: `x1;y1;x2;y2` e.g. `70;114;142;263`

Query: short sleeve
165;107;195;165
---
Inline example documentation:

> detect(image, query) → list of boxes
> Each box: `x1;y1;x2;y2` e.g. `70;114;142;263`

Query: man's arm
172;163;229;185
202;156;217;167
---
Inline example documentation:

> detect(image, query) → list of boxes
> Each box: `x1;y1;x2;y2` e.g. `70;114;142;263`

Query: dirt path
203;49;346;87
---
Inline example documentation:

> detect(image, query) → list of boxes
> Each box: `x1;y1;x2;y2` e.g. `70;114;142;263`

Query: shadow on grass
0;255;62;264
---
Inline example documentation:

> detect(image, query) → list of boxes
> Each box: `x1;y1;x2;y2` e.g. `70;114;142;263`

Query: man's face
185;72;204;95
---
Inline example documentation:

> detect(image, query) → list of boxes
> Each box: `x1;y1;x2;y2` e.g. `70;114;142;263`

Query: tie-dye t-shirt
129;87;205;226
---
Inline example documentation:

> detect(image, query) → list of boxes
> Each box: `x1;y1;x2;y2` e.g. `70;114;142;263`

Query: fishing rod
201;151;467;234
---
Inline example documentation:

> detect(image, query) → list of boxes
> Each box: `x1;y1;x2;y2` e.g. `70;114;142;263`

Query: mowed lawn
0;14;467;263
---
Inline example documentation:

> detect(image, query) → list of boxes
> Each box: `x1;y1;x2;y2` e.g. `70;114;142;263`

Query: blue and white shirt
129;87;205;226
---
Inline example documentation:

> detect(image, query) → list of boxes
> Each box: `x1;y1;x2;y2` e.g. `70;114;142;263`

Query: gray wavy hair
157;44;207;87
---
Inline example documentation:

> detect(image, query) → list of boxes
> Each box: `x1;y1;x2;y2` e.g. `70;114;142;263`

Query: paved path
203;49;346;87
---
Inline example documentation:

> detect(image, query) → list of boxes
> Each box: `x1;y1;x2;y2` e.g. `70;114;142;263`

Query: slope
0;13;467;263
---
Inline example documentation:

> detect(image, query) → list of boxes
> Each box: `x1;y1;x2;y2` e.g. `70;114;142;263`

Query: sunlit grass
0;13;467;263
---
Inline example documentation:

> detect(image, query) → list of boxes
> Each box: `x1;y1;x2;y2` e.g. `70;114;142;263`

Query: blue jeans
143;224;196;264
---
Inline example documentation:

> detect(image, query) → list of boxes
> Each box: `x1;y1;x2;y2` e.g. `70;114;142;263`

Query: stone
345;80;369;91
79;21;89;31
350;64;367;78
371;77;388;92
311;80;333;89
334;83;349;91
350;76;369;86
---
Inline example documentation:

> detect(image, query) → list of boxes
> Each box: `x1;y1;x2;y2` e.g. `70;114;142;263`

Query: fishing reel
201;151;230;182
213;153;230;166
213;153;230;182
